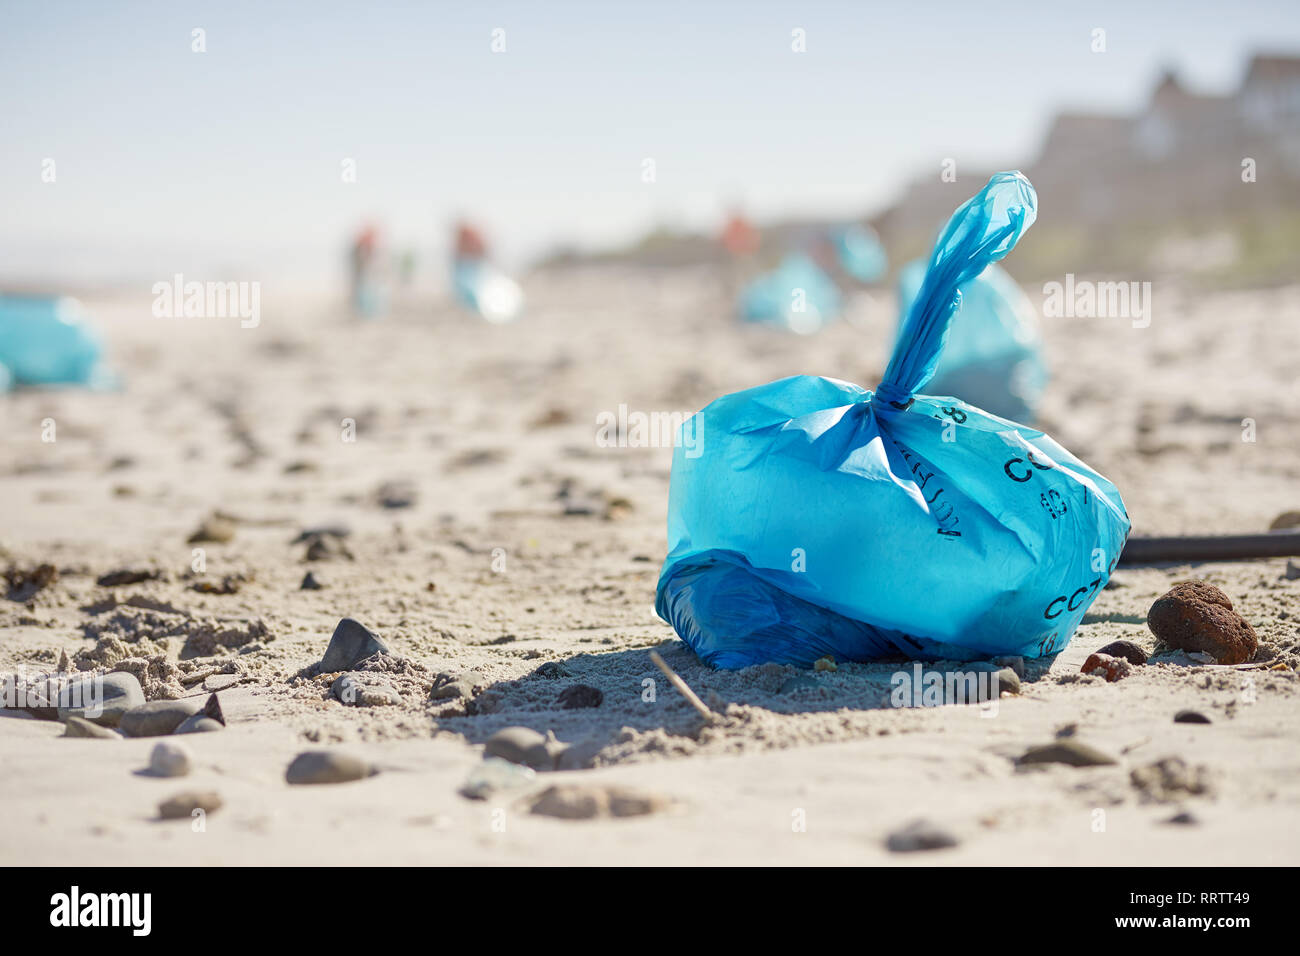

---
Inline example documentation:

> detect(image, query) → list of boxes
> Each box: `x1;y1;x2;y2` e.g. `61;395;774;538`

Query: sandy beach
1;269;1297;865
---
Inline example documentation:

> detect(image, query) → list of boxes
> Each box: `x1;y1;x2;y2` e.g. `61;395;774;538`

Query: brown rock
1268;510;1300;531
158;790;222;819
187;515;235;544
1095;639;1149;665
529;784;670;820
1147;582;1258;664
1081;652;1132;682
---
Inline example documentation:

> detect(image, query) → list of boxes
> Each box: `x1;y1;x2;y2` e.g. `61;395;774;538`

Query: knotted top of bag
875;171;1037;411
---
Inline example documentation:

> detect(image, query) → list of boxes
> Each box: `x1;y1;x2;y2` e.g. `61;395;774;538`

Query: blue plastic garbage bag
833;224;887;283
896;258;1047;422
656;172;1129;668
452;259;524;323
0;295;111;391
738;253;841;334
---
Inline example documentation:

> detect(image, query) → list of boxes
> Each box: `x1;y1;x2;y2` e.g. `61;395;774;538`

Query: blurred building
884;53;1300;281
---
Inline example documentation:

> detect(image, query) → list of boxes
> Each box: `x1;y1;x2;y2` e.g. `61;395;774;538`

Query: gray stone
119;698;204;738
285;750;373;785
994;667;1021;696
1174;709;1212;724
200;692;225;725
149;741;192;777
528;784;670;820
886;819;960;853
158;790;221;820
459;757;536;800
175;714;223;734
62;716;120;739
299;571;325;590
484;726;553;770
55;672;145;727
318;618;389;673
331;673;400;707
992;655;1025;678
1017;740;1117;768
429;672;475;701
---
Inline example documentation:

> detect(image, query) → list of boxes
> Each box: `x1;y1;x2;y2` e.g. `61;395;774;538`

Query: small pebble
50;672;145;727
1285;560;1300;581
1164;810;1199;825
459;757;536;800
331;673;400;707
187;515;235;544
429;672;475;701
1268;510;1300;531
992;655;1025;678
1081;653;1132;682
375;480;417;509
1017;740;1117;768
62;716;119;739
305;537;353;562
285;750;374;785
994;667;1020;696
1095;639;1149;665
1174;710;1212;724
148;741;192;777
118;698;203;738
528;784;670;820
318;618;390;672
175;715;223;734
886;819;960;853
484;726;553;770
300;571;325;590
558;684;603;709
158;790;222;820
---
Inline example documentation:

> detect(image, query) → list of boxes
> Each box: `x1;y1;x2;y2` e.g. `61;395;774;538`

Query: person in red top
719;209;761;301
720;211;760;257
454;221;488;261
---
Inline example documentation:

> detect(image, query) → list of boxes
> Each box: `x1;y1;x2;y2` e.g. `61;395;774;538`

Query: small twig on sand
649;650;717;724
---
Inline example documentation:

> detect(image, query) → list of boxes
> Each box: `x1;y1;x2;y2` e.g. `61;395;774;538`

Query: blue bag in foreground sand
655;172;1130;668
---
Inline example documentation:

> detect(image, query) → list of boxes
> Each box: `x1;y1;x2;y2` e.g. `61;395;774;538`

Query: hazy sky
2;0;1299;283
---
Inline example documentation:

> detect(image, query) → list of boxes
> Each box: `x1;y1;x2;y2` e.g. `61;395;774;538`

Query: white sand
1;270;1298;865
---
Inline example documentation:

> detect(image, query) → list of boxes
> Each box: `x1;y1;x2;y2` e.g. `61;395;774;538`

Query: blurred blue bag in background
833;224;887;283
657;172;1129;668
0;295;113;391
452;259;524;324
738;253;841;334
896;258;1047;422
